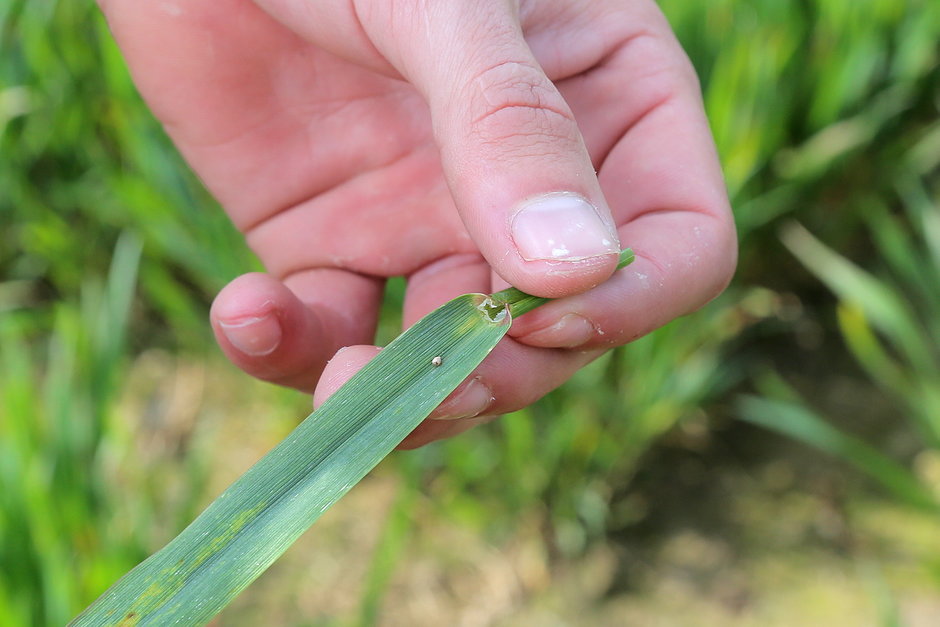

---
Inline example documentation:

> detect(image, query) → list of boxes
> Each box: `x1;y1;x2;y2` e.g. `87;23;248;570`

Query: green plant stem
490;249;635;318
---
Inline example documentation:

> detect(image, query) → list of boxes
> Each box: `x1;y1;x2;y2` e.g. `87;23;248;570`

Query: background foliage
2;0;939;624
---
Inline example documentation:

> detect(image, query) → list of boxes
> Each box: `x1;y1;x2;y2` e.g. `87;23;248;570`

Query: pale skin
99;0;737;447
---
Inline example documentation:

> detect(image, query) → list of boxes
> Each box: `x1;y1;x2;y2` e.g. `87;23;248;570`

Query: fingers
313;331;602;448
217;261;594;449
311;344;497;449
148;0;736;452
508;217;735;351
211;269;384;393
309;254;602;448
507;6;737;350
400;254;497;423
397;416;496;450
352;0;621;298
399;253;491;329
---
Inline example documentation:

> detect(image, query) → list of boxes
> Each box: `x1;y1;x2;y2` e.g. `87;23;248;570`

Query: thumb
360;0;621;298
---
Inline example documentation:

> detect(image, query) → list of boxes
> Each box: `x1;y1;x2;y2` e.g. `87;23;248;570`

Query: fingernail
219;313;282;356
516;313;596;348
432;377;494;421
511;192;620;262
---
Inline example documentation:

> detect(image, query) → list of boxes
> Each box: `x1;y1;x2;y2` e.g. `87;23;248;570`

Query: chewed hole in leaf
475;296;508;324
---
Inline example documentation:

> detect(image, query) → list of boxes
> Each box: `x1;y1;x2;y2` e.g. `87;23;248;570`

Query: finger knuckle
617;30;701;99
464;60;580;154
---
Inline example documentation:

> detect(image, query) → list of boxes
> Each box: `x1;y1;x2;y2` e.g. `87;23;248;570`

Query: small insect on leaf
431;356;443;367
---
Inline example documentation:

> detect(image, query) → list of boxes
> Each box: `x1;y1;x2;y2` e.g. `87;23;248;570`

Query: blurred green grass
2;0;939;624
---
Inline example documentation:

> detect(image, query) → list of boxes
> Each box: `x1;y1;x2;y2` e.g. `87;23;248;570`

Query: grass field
2;0;940;624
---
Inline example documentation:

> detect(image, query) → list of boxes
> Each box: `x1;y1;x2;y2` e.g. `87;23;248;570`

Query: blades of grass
781;221;935;374
736;392;940;514
72;293;512;626
356;462;417;626
836;302;912;397
0;583;30;627
906;119;940;176
500;408;541;509
861;200;940;317
898;177;940;285
858;560;902;627
837;301;940;444
778;84;912;181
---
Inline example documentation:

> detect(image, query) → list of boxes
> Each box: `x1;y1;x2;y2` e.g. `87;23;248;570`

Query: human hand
100;0;736;447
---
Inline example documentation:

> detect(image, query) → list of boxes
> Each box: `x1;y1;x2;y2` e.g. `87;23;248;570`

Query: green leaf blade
71;293;510;626
737;393;940;514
